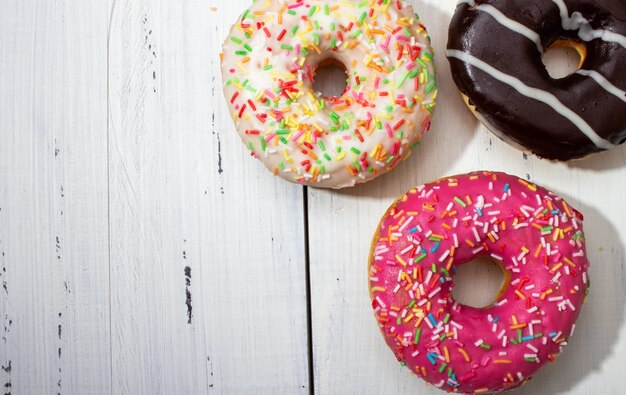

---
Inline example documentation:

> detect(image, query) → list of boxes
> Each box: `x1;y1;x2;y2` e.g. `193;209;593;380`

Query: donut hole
452;257;507;309
312;59;349;98
542;39;586;79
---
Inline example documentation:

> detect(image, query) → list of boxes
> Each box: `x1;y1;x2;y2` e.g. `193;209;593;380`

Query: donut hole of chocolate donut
312;58;349;99
452;256;508;309
542;39;587;79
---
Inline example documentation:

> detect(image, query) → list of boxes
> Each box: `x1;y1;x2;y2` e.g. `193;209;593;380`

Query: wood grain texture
0;1;111;394
308;1;626;394
1;0;626;393
108;1;310;393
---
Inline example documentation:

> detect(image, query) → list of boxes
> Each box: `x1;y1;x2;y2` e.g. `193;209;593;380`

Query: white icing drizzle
447;49;616;149
460;0;543;53
553;0;626;49
576;70;626;103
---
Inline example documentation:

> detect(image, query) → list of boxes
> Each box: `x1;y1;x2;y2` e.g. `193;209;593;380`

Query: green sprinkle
426;81;437;94
350;29;363;39
454;196;467;207
260;136;267;151
398;71;410;87
414;328;422;345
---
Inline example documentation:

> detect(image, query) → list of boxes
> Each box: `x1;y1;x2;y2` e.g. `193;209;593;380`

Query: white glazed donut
221;0;438;189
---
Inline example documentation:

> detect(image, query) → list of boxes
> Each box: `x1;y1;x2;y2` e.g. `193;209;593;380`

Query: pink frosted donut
368;172;590;393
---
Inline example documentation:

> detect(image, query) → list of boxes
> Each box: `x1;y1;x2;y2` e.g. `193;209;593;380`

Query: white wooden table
0;0;624;394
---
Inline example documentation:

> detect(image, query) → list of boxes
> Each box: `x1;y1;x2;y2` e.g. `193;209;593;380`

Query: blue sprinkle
428;313;437;326
522;336;534;342
493;317;500;323
549;332;557;338
427;353;438;365
504;183;510;192
477;208;483;216
409;227;419;234
431;243;440;253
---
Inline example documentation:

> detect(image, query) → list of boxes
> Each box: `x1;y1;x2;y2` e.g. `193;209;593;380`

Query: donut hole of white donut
312;58;349;99
542;39;586;79
452;256;508;309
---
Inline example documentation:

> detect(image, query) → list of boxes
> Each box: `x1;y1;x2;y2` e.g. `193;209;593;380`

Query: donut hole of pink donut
452;256;508;309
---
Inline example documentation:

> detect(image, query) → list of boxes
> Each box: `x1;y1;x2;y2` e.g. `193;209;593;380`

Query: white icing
460;0;543;53
576;70;626;103
447;49;615;150
221;0;437;189
553;0;626;49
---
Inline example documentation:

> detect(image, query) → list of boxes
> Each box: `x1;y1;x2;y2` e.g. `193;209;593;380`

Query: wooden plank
108;1;310;393
0;1;111;394
308;1;626;394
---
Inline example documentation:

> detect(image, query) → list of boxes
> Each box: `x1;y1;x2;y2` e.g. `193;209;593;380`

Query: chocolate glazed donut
447;0;626;161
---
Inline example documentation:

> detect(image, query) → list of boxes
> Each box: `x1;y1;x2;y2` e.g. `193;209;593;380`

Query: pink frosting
369;172;590;393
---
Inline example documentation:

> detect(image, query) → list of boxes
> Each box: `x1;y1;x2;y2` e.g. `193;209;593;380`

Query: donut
368;172;590;393
221;0;437;189
447;0;626;161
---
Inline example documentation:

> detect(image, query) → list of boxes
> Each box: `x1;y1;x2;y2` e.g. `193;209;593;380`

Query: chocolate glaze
448;0;626;161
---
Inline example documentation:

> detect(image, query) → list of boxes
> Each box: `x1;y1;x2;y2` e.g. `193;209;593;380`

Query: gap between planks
303;186;315;395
